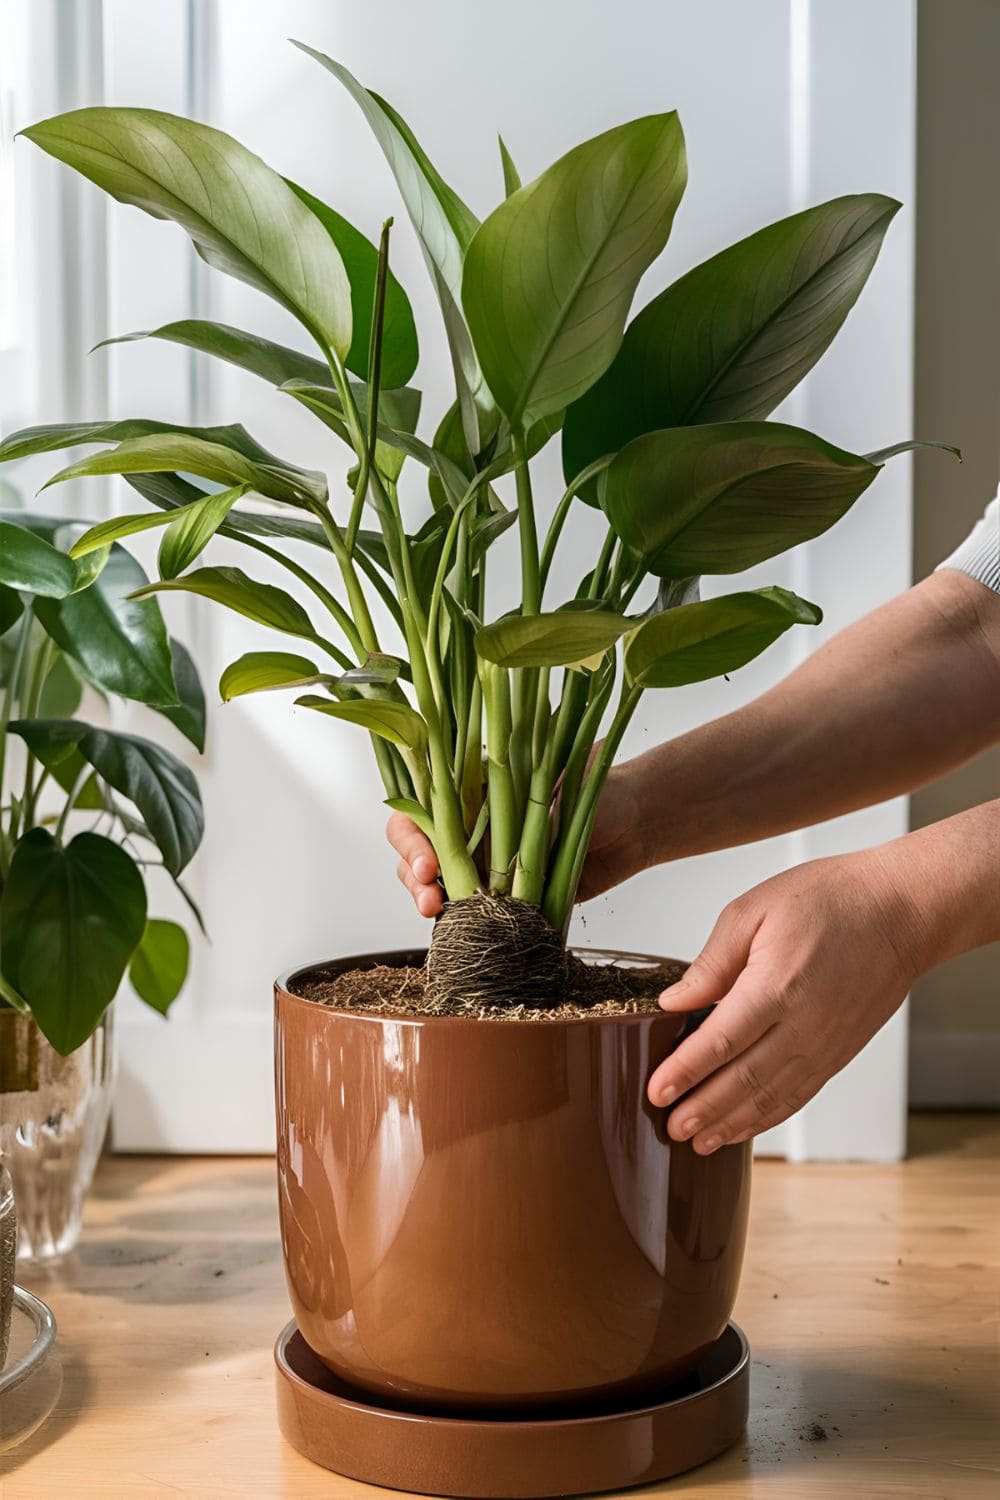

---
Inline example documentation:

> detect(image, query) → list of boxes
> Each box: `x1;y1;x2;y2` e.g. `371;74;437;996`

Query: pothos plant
0;502;204;1052
0;42;951;1008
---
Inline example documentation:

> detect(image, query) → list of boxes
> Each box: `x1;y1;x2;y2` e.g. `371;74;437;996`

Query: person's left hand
647;848;924;1152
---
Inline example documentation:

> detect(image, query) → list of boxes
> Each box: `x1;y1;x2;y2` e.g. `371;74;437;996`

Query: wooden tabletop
1;1114;997;1499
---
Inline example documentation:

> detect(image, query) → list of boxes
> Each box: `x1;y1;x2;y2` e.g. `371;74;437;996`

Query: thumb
659;901;753;1012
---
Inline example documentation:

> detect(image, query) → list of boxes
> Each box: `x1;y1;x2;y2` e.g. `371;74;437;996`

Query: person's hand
648;849;925;1151
387;762;646;916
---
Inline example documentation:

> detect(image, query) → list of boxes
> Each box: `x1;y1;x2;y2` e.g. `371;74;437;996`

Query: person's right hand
387;761;645;917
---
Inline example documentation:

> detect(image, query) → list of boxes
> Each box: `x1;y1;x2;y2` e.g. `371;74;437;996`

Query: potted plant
2;41;948;1482
0;503;204;1261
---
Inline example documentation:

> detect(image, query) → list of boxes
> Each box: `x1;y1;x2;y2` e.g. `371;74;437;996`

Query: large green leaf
22;107;352;355
0;829;147;1054
132;566;319;643
9;718;203;875
0;416;309;470
625;586;822;687
463;113;686;429
286;181;418;389
128;918;190;1015
294;43;497;454
0;583;24;635
601;421;880;578
98;319;331;387
0;520;79;597
44;433;325;508
563;194;899;491
35;544;178;706
295;693;427;751
155;638;205;752
475;609;631;669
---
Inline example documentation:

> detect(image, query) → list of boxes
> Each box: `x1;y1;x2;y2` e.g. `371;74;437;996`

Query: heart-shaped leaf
563;194;899;493
22;107;352;356
625;586;822;687
128;918;190;1015
295;43;496;454
295;694;427;751
463;113;686;429
0;829;147;1054
601;421;879;578
9;718;204;876
475;609;631;669
286;180;418;390
35;544;178;706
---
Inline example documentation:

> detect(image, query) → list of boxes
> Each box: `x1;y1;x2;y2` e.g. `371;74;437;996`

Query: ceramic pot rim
274;946;687;1029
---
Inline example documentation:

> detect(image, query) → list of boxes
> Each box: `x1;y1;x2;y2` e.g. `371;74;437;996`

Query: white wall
95;0;918;1156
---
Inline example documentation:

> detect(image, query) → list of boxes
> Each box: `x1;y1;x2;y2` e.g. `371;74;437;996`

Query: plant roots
424;891;568;1010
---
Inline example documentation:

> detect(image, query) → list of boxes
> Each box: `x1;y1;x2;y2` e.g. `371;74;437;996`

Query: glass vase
1;1164;14;1369
0;1006;116;1264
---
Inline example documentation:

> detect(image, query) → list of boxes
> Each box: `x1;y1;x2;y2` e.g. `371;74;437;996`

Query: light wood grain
1;1114;998;1499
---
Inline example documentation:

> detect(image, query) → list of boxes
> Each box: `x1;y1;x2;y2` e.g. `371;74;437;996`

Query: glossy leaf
476;609;631;669
129;918;190;1015
35;544;178;706
155;638;206;752
0;829;147;1054
563;194;900;491
295;43;497;454
22;107;352;355
295;693;427;751
157;484;249;579
69;507;183;558
219;650;322;700
36;650;83;718
463;113;686;428
132;566;319;643
97;319;330;387
601;421;880;578
123;471;330;552
286;180;418;389
45;433;325;509
9;718;203;875
0;583;23;635
0;416;312;471
625;586;822;687
0;521;79;597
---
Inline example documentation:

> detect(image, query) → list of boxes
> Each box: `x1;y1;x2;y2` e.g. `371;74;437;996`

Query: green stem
538;454;616;599
53;763;90;844
0;609;34;848
480;660;518;893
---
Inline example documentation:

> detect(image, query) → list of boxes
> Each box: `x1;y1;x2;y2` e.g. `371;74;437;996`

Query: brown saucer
275;1320;749;1497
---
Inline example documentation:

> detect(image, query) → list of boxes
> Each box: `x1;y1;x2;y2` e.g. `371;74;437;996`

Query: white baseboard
909;1029;1000;1108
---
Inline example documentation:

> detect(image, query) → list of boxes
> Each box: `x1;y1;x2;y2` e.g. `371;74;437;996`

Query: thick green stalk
543;681;642;933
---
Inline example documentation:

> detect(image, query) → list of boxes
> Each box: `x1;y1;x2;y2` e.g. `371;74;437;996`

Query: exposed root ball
425;892;568;1011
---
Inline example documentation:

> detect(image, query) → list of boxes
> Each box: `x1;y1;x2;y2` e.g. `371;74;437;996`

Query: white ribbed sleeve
936;490;1000;594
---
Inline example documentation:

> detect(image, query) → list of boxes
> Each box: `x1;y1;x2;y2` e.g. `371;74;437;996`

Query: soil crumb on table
292;953;687;1020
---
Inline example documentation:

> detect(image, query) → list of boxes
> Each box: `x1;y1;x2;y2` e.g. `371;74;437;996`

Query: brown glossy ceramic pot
275;947;751;1415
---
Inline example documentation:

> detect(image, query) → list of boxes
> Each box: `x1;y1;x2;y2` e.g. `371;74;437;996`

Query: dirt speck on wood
292;951;687;1020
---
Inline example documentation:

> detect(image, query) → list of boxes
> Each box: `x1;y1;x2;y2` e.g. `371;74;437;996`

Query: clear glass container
0;1006;115;1263
1;1163;15;1369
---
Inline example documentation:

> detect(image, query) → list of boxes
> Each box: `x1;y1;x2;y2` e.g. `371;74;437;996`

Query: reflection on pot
1;1165;15;1369
0;1007;115;1264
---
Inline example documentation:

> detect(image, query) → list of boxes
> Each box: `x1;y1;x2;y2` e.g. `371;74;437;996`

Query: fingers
387;813;442;917
658;899;756;1013
667;1031;817;1153
647;974;776;1108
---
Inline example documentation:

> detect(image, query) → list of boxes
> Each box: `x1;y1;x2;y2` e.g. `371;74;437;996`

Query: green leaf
157;484;249;579
219;650;321;701
498;134;521;198
123;472;330;552
44;433;325;509
625;586;822;687
9;718;203;876
294;43;496;454
0;416;310;469
37;651;84;718
475;609;631;669
155;638;206;752
463;113;686;429
563;194;900;492
22;107;352;355
0;520;79;597
295;693;427;751
864;439;962;466
97;318;331;387
0;583;24;635
132;566;319;644
0;829;147;1054
383;795;436;843
35;544;178;706
601;421;880;578
285;181;418;390
128;918;189;1015
69;506;190;558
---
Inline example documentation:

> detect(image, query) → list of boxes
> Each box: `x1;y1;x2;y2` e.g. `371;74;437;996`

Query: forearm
875;800;1000;974
630;570;1000;866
